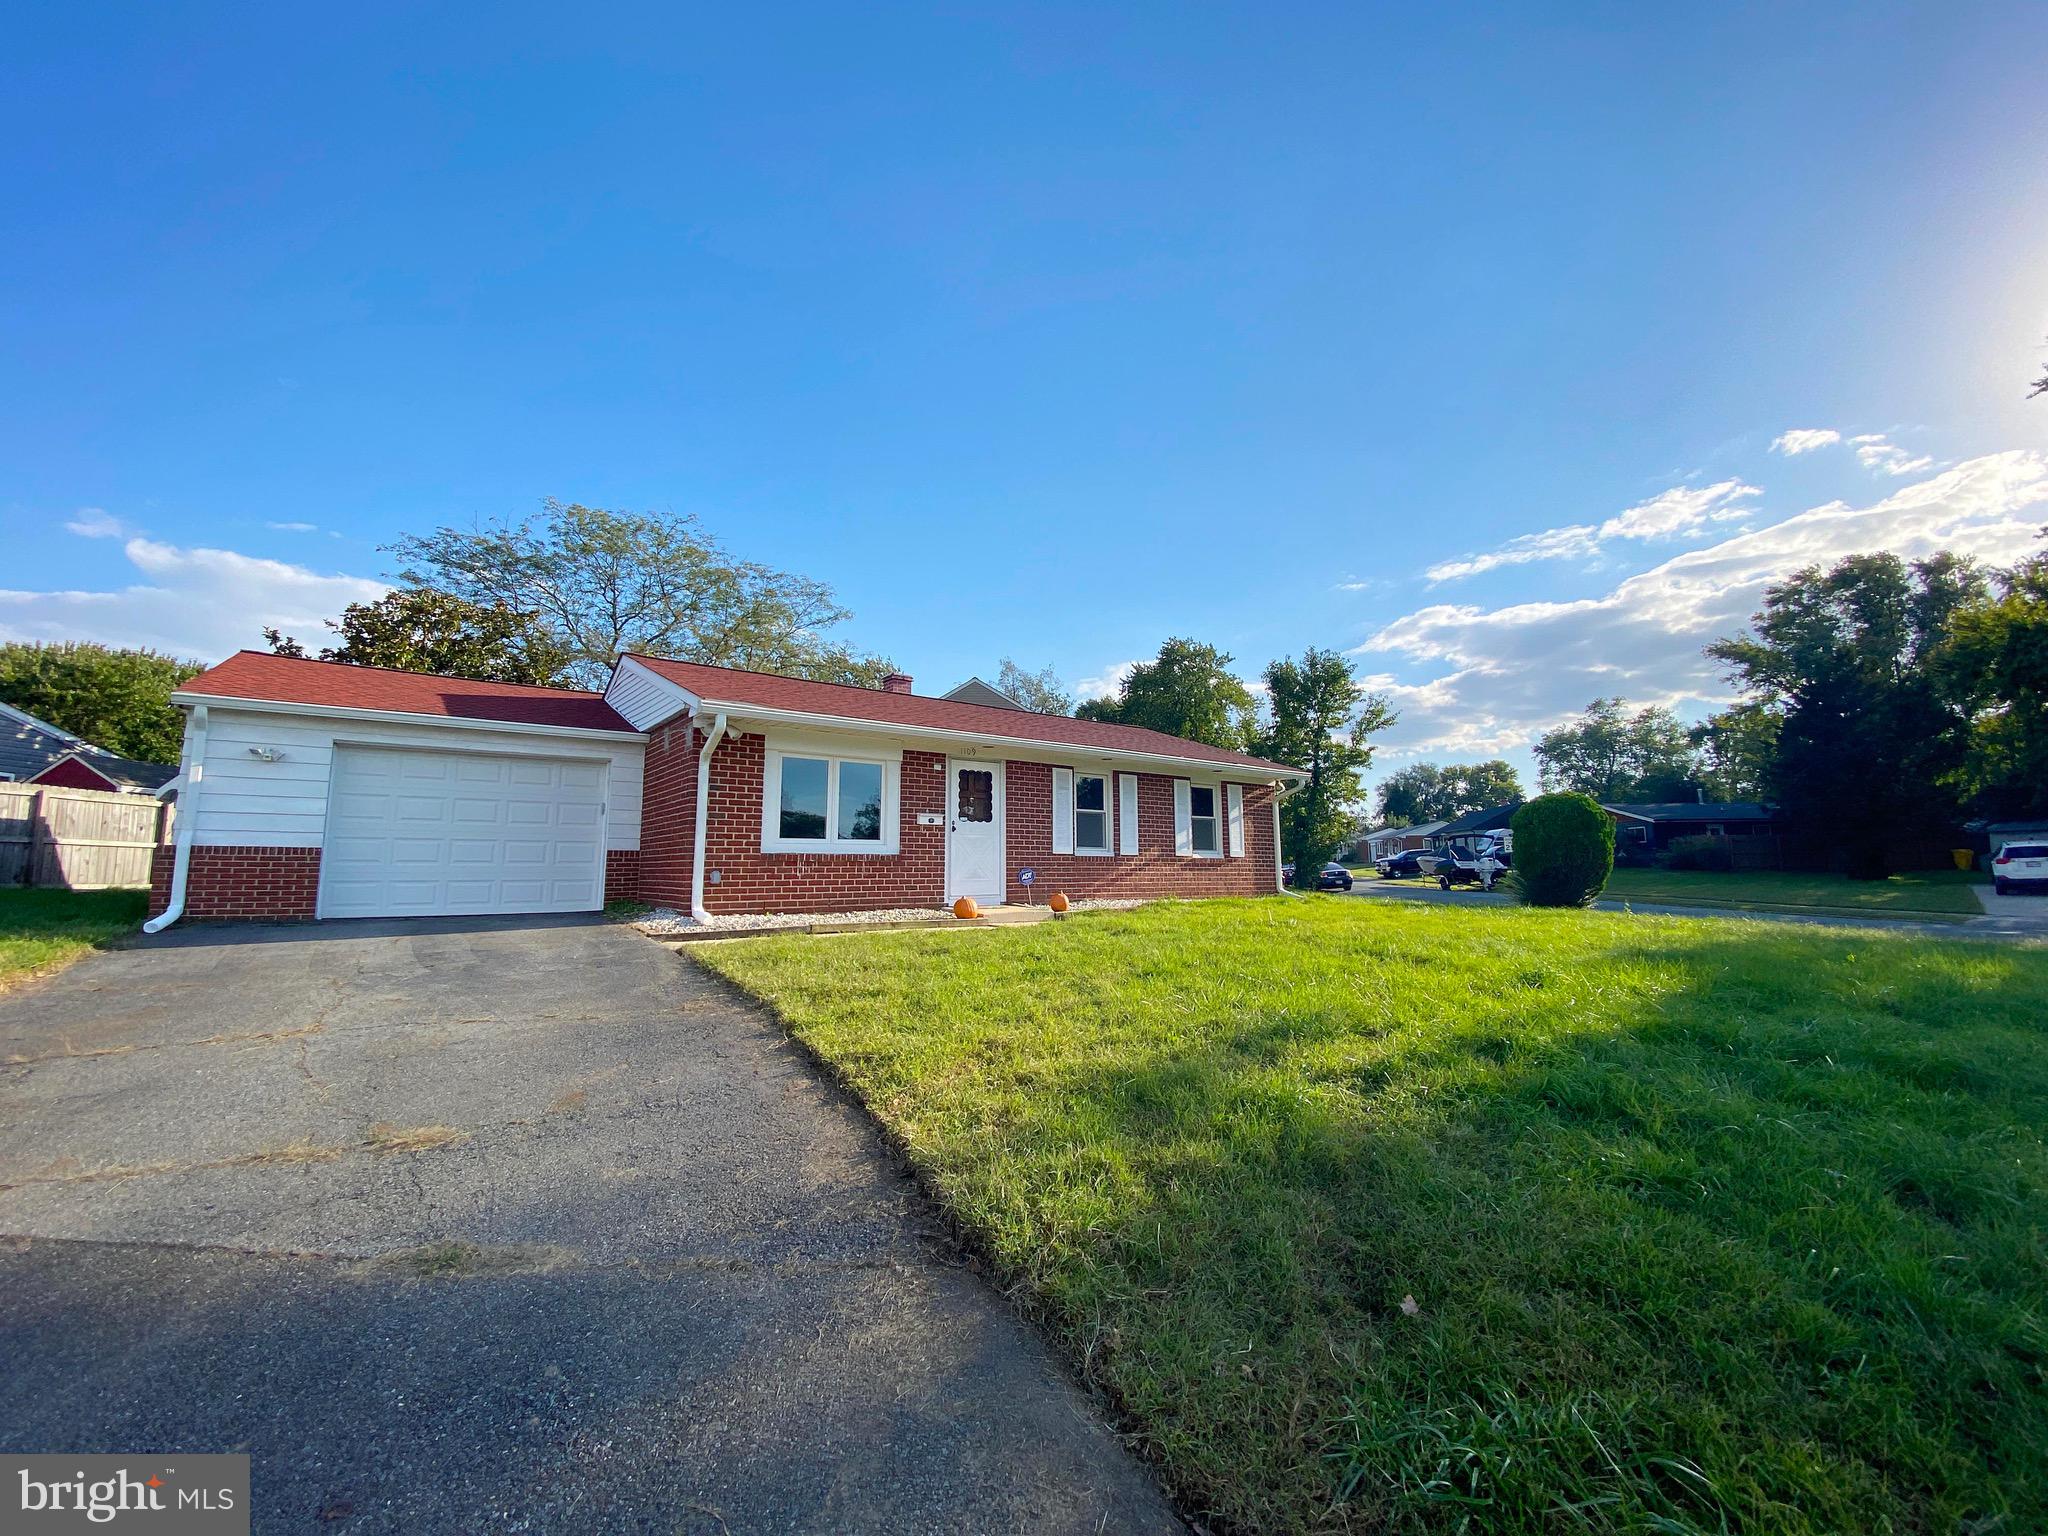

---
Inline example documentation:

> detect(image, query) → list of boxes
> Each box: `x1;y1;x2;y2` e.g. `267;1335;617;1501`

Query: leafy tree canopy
264;589;576;686
1534;697;1704;802
1937;538;2048;819
994;657;1074;715
1375;760;1523;825
0;642;204;765
1689;701;1782;802
1707;551;1987;875
1075;638;1259;751
386;499;892;689
1256;648;1396;886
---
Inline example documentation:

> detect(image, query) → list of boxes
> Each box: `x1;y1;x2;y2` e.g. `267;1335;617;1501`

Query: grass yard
698;898;2047;1535
0;887;147;989
1604;866;1987;918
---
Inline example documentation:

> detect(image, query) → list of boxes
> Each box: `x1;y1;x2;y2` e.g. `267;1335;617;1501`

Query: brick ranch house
146;651;1305;927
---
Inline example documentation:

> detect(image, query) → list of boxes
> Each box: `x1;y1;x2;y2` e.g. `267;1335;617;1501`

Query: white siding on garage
184;708;645;850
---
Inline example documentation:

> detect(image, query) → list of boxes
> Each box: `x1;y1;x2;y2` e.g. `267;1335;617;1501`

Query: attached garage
148;653;646;926
319;745;609;918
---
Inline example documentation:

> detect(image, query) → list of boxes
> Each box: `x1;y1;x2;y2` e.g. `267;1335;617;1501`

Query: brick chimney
881;673;914;695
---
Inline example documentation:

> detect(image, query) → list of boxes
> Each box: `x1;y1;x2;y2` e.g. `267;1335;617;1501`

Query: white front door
945;759;1004;904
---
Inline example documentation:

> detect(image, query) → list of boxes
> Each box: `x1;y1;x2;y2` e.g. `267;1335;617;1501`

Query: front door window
956;768;993;823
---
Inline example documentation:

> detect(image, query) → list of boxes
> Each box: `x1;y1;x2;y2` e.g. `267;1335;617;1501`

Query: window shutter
1227;784;1245;857
1118;772;1139;855
1051;767;1074;855
1173;779;1193;856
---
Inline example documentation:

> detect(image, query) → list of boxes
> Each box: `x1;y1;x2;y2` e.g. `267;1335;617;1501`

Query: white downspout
689;711;728;924
1272;775;1305;895
143;704;207;934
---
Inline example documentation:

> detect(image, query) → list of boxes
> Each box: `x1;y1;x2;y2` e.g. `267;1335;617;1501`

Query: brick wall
604;848;641;904
1002;763;1277;904
636;721;1279;915
639;723;948;914
147;845;321;922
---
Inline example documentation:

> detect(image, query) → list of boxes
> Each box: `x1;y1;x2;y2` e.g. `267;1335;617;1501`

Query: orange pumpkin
951;896;980;920
1048;891;1070;913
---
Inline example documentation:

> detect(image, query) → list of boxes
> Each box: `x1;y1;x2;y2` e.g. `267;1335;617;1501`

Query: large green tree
264;589;575;686
1075;638;1259;751
1534;698;1704;802
387;500;892;689
1707;552;1986;875
1939;540;2048;819
1375;760;1523;824
1689;700;1782;802
0;642;204;764
994;658;1074;715
1256;648;1395;887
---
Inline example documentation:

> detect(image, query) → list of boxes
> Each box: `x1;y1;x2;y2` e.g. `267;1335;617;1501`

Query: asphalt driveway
0;916;1178;1534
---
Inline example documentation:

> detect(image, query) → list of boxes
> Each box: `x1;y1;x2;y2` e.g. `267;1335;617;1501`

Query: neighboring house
27;750;180;795
1602;801;1779;857
1362;820;1447;862
0;699;100;783
939;677;1028;710
1430;803;1522;855
148;651;1304;924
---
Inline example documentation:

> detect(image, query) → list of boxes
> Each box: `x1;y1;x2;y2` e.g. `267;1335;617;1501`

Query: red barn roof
624;654;1302;776
175;652;636;732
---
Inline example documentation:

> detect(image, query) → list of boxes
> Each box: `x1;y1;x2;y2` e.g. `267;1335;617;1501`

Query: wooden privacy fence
0;783;173;889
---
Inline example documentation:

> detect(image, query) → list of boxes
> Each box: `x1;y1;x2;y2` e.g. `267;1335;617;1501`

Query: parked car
1375;849;1431;879
1992;840;2048;895
1281;862;1356;891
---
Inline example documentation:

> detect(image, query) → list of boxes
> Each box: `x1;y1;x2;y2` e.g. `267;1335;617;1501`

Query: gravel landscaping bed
635;899;1147;935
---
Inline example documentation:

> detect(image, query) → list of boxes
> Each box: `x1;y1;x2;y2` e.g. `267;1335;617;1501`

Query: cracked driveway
0;916;1179;1534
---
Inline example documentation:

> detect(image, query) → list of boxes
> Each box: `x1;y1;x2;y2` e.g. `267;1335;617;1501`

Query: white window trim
1186;779;1224;860
1072;771;1114;856
761;746;900;855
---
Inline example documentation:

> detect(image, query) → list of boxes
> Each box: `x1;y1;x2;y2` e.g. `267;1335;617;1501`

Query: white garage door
319;745;607;919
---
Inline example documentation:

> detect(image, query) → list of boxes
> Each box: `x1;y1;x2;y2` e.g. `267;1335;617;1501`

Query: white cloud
1850;434;1934;477
0;537;387;662
1425;479;1759;583
1770;428;1842;456
64;507;130;539
266;521;319;533
1360;450;2048;761
1074;658;1138;701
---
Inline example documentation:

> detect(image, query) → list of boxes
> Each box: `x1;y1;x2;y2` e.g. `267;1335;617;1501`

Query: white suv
1992;841;2048;895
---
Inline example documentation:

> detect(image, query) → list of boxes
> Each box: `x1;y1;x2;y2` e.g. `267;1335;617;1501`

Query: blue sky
6;3;2047;794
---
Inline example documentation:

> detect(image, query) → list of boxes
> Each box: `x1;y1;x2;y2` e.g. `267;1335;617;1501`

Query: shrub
1509;793;1615;907
1664;833;1734;872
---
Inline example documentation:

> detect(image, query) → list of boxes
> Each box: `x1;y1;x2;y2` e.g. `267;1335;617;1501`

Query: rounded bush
1509;793;1615;908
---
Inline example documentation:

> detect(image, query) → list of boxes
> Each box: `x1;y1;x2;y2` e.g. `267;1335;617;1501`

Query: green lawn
0;887;147;988
1605;866;1987;918
697;898;2047;1535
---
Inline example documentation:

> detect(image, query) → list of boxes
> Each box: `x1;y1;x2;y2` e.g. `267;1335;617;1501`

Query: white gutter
166;692;647;743
680;696;1306;784
689;711;729;923
1271;775;1306;894
142;704;207;934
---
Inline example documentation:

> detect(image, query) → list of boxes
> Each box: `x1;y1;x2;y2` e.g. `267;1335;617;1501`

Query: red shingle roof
176;652;637;732
625;655;1302;775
